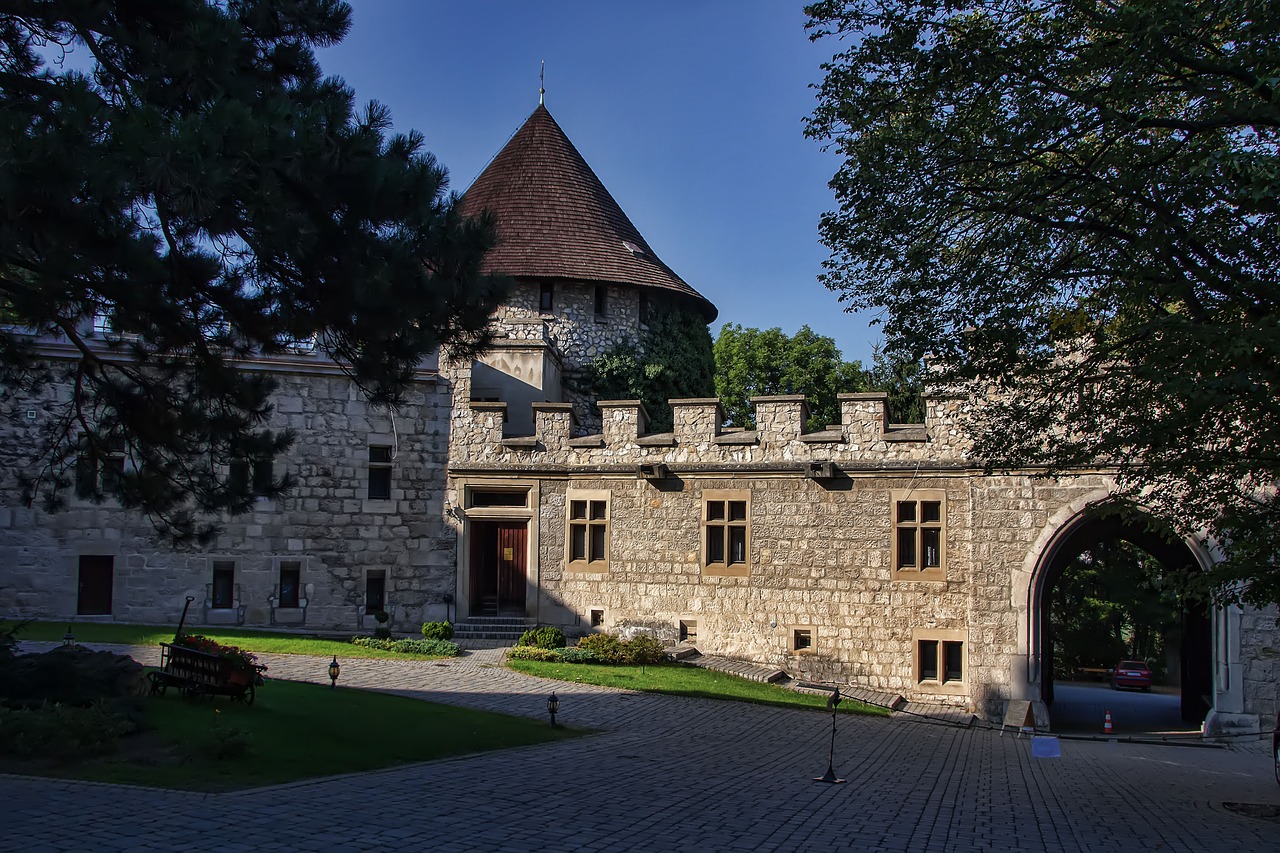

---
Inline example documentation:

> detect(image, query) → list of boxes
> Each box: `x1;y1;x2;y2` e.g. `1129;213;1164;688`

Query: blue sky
318;1;880;365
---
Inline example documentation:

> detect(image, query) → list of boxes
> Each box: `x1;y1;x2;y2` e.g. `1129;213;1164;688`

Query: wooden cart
147;641;266;704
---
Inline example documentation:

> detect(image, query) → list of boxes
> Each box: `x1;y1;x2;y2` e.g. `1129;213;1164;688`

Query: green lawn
507;660;888;716
15;679;581;791
14;620;448;661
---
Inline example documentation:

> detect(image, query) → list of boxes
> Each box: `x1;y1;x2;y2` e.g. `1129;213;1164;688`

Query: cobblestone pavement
3;642;1278;852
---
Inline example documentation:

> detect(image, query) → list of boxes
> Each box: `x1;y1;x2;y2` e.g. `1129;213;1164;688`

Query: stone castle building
1;104;1274;735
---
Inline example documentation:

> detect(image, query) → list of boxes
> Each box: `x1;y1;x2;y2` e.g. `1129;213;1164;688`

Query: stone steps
453;616;533;642
668;644;790;684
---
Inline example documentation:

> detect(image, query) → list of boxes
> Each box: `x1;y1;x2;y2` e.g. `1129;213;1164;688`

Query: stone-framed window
702;489;750;577
230;458;274;499
210;560;236;609
790;625;815;655
539;282;554;314
75;444;125;495
368;445;393;500
891;489;946;582
365;569;387;614
594;285;607;319
913;628;967;695
277;560;302;609
566;489;610;573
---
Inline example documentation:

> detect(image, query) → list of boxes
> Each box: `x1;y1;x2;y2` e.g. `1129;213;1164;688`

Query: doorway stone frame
453;477;540;620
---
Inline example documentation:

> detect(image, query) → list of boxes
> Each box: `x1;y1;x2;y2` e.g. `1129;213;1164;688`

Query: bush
505;645;562;662
576;633;624;664
198;709;252;761
350;636;459;657
420;621;454;641
373;626;393;640
517;626;566;649
0;699;137;758
556;646;598;664
623;634;666;665
372;609;390;624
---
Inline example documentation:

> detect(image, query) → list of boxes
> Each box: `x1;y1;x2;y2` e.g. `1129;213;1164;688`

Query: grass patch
15;620;447;661
5;679;581;791
507;660;889;716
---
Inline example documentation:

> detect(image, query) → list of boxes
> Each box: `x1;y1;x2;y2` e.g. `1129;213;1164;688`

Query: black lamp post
61;624;75;648
548;691;560;727
815;687;845;784
328;655;340;689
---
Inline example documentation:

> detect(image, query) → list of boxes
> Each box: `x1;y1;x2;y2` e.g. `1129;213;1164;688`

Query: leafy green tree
0;1;507;539
806;0;1280;606
868;345;925;424
579;302;714;432
713;324;866;429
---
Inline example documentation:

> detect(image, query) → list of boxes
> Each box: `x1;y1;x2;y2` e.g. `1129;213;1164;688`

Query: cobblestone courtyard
2;644;1277;852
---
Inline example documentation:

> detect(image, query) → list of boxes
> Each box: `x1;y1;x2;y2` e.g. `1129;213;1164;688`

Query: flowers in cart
173;633;268;684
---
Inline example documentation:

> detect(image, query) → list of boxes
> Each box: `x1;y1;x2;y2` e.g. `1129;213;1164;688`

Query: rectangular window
703;490;750;576
679;620;698;643
368;445;393;500
591;609;605;627
792;627;814;654
638;292;649;325
892;490;946;580
278;561;301;609
211;561;235;609
539;283;554;313
231;459;273;498
75;449;125;495
365;570;386;614
914;629;966;693
594;285;607;317
566;490;609;572
470;490;528;508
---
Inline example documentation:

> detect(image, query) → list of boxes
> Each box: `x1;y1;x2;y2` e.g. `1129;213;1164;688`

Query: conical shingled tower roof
459;105;717;321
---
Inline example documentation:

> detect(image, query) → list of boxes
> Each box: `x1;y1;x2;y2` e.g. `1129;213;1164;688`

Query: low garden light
548;691;560;727
61;624;75;648
814;687;845;784
328;655;340;689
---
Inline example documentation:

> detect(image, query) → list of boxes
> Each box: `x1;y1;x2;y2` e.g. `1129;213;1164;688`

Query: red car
1111;659;1153;691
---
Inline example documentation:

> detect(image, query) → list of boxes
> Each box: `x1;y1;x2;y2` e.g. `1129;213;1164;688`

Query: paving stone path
3;642;1278;852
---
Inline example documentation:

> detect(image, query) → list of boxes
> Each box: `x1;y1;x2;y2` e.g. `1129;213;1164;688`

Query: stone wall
0;359;456;633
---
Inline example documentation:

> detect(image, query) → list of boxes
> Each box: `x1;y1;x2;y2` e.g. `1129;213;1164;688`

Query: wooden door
495;522;526;614
77;555;114;615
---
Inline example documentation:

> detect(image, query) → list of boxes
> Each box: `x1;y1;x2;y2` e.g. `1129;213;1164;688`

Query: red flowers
173;633;262;671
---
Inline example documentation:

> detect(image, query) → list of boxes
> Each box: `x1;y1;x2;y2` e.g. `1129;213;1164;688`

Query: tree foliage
578;301;714;433
0;0;508;539
713;324;866;429
806;0;1280;606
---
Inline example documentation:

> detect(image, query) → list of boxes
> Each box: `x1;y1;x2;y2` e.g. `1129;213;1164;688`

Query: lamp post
814;687;845;784
61;624;75;648
328;655;340;689
548;691;559;728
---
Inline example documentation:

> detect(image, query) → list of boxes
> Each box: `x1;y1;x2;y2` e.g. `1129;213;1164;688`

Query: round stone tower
457;103;717;434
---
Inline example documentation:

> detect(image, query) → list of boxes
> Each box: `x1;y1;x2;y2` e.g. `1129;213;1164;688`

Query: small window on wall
703;490;750;576
892;489;946;581
566;491;609;573
278;561;301;609
539;283;554;313
75;448;125;495
594;285;607;318
914;629;966;693
365;570;386;614
469;490;528;508
231;459;274;498
638;292;650;326
368;445;393;500
791;627;814;654
679;620;698;643
211;561;235;609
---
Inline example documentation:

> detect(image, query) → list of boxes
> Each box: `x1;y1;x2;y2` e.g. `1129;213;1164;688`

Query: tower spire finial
539;60;545;105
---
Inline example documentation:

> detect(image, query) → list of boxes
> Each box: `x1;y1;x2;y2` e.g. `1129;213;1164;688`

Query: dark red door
77;555;114;615
495;522;527;613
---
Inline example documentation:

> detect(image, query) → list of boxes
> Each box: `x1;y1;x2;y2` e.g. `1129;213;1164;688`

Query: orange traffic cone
1103;709;1113;735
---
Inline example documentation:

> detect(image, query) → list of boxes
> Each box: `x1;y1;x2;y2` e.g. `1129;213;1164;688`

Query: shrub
517;626;567;649
557;646;598;664
0;699;137;758
349;636;459;657
198;709;252;761
576;633;624;663
623;634;666;665
505;645;562;662
373;626;393;640
372;609;390;624
420;621;454;641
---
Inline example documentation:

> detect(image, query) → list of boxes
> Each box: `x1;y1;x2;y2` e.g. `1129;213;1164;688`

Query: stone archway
1009;493;1238;732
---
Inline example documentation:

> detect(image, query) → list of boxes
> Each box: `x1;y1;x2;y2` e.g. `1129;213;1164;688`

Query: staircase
452;615;534;643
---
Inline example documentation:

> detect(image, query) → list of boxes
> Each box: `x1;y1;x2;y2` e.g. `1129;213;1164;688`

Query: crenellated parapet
451;389;972;470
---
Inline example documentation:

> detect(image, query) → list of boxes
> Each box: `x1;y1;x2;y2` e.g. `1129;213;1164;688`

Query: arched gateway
1011;494;1253;737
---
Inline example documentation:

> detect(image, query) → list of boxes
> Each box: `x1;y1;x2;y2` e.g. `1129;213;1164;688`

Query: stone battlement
452;391;972;469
